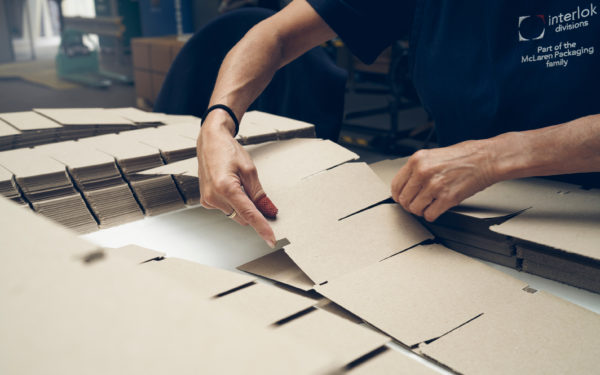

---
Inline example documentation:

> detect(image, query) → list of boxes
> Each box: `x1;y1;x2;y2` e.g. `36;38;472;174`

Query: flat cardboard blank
214;282;317;325
278;308;390;368
317;243;527;346
420;291;600;375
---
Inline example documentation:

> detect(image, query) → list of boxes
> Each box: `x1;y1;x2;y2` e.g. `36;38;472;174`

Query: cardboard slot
238;249;315;291
213;282;318;326
284;203;433;285
316;243;528;347
141;257;257;298
277;308;390;369
419;291;600;375
269;162;391;242
345;346;440;375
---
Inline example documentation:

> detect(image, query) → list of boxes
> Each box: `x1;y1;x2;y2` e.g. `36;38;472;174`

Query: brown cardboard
134;69;153;101
316;243;528;346
278;308;390;368
34;108;135;126
284;203;433;285
248;138;358;190
419;291;600;375
522;259;600;294
0;111;61;130
241;111;316;139
238;249;315;291
269;162;390;242
369;157;409;186
0;118;19;136
0;201;336;374
142;257;256;298
491;186;600;261
131;38;151;70
214;282;317;325
346;348;440;375
423;221;514;256
105;107;166;124
105;244;164;263
150;40;174;73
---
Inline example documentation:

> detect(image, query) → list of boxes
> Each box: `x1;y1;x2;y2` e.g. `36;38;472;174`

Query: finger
423;198;453;222
227;188;276;248
224;206;249;226
238;161;278;218
408;190;435;217
397;177;423;211
391;164;412;202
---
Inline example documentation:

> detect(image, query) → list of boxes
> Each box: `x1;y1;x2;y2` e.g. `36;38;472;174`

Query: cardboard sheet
0;205;336;374
104;244;164;263
34;108;135;126
142;257;256;298
423;221;514;256
214;282;317;325
0;118;20;136
104;107;166;124
369;157;409;186
346;348;440;375
420;291;600;375
241;110;315;140
269;162;391;241
491;186;600;261
134;126;196;163
521;259;600;294
317;243;528;346
284;203;433;285
0;111;61;131
129;175;186;216
84;184;144;227
238;249;315;291
248;138;359;190
278;308;390;368
80;134;164;174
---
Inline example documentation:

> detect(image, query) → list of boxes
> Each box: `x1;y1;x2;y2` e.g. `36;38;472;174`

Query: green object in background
56;29;132;88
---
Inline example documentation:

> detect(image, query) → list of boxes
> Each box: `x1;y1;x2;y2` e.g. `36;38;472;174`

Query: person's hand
391;139;499;222
197;110;277;248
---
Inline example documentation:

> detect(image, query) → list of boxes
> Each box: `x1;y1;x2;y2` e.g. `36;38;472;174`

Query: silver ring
226;210;237;219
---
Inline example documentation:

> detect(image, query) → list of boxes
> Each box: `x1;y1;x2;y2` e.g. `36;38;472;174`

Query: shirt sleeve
306;0;416;64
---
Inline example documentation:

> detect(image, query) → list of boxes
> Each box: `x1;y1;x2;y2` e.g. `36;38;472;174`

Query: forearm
490;114;600;180
205;0;335;135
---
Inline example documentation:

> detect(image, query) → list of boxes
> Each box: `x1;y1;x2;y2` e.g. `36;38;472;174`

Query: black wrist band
201;104;240;137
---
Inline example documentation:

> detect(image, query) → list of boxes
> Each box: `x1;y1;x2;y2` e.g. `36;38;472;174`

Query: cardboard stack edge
370;158;600;294
0;109;316;231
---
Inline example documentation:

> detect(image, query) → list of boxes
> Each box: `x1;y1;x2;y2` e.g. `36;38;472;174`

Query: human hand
391;140;499;222
197;111;278;248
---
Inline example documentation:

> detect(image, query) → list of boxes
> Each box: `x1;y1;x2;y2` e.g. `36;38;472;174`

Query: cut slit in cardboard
419;290;600;375
316;243;528;347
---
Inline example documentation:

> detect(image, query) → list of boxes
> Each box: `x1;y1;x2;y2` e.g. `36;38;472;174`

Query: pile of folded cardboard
369;158;600;294
0;148;97;233
0;107;175;151
1;196;438;374
34;141;144;228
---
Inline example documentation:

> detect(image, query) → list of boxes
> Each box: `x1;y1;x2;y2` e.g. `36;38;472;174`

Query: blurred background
0;0;434;158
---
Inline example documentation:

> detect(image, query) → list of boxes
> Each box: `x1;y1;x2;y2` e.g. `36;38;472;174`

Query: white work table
83;205;600;374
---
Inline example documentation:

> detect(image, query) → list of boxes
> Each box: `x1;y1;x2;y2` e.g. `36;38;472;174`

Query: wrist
487;131;532;181
202;109;237;137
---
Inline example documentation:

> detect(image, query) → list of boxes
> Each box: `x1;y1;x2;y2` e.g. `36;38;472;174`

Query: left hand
391;139;499;222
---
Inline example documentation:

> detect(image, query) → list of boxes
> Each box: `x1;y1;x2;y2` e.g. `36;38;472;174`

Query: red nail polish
255;194;278;219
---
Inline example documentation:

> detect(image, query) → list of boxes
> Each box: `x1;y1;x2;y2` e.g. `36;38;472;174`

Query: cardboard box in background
131;36;189;107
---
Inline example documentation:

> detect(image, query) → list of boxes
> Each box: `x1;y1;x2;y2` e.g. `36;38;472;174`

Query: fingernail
267;239;276;248
255;194;278;219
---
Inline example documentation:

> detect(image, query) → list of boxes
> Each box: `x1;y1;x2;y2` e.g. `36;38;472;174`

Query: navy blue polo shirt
308;0;600;146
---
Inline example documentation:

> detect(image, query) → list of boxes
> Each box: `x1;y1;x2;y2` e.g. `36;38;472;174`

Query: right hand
197;110;277;248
